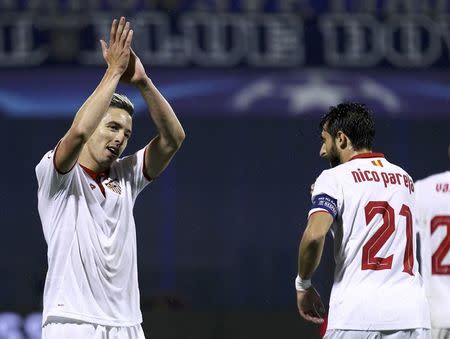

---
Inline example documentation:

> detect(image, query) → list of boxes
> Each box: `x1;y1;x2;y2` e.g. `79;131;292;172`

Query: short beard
328;143;341;168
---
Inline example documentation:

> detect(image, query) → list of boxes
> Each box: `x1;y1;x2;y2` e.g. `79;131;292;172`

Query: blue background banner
2;68;450;117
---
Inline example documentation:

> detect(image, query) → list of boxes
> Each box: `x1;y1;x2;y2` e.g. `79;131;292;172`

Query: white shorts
42;317;146;339
432;328;450;339
324;329;431;339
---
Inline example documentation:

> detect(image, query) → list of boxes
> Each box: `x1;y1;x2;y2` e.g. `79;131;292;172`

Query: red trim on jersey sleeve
349;152;385;161
53;140;77;175
142;146;154;182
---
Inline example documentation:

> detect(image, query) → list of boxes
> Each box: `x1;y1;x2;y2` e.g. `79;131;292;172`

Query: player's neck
78;150;110;174
341;148;372;164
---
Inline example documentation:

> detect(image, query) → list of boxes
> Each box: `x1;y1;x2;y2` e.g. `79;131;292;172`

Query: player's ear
335;131;348;150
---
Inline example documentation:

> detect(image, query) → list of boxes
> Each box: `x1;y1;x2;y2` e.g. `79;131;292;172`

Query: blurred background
0;0;449;338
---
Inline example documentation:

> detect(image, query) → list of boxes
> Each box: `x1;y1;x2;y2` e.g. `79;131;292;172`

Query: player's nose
114;131;126;145
319;144;326;158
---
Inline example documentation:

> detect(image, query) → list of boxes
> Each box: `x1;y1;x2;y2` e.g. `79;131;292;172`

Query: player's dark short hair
110;93;134;116
320;102;375;150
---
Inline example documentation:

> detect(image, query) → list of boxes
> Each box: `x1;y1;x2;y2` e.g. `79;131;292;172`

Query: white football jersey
35;146;151;327
415;171;450;329
310;153;430;331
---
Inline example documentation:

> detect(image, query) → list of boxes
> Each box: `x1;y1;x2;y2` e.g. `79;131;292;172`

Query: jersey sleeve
115;147;152;201
308;169;343;220
35;145;76;198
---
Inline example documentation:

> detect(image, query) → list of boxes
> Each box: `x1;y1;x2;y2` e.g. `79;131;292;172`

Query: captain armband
310;193;338;219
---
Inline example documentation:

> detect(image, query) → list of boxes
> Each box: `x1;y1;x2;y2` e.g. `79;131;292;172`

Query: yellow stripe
371;160;383;167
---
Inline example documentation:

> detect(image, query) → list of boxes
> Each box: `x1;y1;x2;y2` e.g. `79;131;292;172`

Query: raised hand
297;287;326;324
120;48;149;87
100;17;133;76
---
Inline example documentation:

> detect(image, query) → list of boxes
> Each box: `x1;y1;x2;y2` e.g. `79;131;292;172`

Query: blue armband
311;194;338;219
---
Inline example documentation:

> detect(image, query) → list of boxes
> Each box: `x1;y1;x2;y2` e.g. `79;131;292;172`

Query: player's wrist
136;76;153;91
295;275;312;291
106;66;125;79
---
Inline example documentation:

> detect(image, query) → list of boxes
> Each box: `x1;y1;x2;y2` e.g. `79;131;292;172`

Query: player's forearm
70;68;122;141
298;232;326;279
298;212;332;279
137;77;185;151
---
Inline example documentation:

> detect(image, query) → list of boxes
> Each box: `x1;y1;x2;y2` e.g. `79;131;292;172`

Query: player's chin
100;154;116;167
105;150;119;161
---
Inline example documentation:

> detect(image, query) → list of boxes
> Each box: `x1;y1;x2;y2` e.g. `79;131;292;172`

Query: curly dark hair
319;102;375;151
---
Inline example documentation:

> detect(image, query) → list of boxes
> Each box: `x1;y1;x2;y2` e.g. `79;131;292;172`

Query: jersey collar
79;164;110;181
349;152;385;161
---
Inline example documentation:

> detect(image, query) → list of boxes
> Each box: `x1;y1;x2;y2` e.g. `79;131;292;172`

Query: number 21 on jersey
361;201;414;275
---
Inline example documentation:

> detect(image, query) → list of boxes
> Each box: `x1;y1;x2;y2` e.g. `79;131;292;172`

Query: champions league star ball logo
232;71;402;116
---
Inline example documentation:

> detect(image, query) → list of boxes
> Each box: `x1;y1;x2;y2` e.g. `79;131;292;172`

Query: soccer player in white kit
295;103;431;339
35;17;185;338
415;146;450;339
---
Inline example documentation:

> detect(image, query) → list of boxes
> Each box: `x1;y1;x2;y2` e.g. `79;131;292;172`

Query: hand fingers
115;17;126;43
125;29;133;48
307;315;324;324
99;39;107;58
298;307;309;320
312;301;326;318
109;19;117;46
120;21;131;46
299;308;324;324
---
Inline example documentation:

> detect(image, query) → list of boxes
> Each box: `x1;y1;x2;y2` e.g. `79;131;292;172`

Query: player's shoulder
114;149;140;166
378;158;412;176
315;160;359;184
35;149;55;171
316;167;338;180
111;148;146;175
415;171;449;188
314;168;342;191
41;149;55;162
